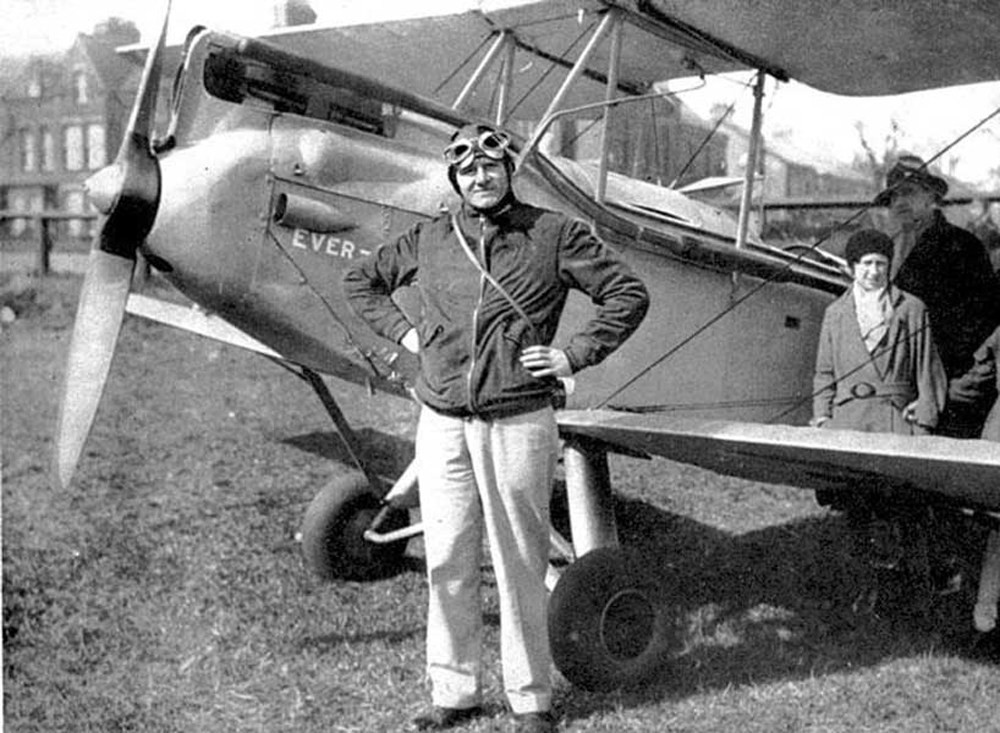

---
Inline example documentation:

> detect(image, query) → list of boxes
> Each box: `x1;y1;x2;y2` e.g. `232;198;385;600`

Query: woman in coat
811;229;947;434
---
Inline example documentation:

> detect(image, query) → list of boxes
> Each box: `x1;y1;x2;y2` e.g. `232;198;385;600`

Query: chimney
273;0;317;27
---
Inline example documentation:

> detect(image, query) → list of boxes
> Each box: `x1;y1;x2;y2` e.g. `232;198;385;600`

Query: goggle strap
444;131;510;165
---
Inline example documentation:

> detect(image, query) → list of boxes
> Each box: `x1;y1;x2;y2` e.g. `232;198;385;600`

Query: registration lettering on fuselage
291;228;371;259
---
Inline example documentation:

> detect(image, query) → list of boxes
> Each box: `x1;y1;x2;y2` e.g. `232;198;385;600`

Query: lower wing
557;409;1000;512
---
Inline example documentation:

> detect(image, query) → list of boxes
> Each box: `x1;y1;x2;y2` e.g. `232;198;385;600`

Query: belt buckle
851;382;877;399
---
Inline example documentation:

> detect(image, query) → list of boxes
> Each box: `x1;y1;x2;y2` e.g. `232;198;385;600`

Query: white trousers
415;405;558;714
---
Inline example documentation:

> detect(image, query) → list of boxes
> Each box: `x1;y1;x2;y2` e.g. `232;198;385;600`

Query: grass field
2;272;998;732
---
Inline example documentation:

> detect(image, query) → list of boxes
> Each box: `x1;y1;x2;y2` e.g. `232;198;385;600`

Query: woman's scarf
853;283;894;354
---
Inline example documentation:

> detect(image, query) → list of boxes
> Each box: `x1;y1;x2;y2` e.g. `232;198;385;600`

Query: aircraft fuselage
145;29;846;423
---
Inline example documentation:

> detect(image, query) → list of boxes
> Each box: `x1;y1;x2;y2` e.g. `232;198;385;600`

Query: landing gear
300;472;409;580
295;367;416;581
548;546;669;691
547;437;670;691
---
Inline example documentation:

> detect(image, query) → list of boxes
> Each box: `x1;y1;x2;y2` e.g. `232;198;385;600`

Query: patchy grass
3;274;998;732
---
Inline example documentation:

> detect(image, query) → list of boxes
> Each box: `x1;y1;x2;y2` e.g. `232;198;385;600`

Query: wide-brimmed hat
874;154;948;206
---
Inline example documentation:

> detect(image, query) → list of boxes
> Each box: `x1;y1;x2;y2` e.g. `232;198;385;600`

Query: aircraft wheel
548;547;669;691
301;472;408;581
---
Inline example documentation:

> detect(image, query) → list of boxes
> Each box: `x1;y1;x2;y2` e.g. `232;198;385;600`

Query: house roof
73;33;139;91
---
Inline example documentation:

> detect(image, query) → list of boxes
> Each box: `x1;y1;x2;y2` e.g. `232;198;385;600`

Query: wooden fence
0;210;98;274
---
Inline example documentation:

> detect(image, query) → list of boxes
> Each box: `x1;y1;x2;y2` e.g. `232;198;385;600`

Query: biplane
53;0;1000;691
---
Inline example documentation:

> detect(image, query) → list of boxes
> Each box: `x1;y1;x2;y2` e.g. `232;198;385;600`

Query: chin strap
450;212;540;343
450;212;574;403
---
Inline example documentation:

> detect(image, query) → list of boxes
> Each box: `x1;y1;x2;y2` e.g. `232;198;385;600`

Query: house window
41;128;56;171
87;125;106;169
64;125;85;171
9;191;28;236
65;190;87;237
73;71;89;104
19;129;37;172
27;72;41;98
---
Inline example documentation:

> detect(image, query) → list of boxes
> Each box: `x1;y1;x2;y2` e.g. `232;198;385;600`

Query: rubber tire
301;472;409;581
549;546;670;691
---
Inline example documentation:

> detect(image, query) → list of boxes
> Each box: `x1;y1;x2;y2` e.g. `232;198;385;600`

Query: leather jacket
344;199;649;418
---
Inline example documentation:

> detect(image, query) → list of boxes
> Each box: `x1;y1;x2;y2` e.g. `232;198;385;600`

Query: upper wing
257;0;1000;97
638;0;1000;96
126;0;1000;109
118;0;999;143
124;0;743;124
557;409;1000;511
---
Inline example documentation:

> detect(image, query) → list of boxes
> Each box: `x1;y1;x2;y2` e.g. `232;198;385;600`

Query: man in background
875;154;1000;439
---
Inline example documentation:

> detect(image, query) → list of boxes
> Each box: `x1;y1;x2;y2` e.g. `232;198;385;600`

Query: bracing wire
669;78;752;186
433;32;497;97
506;20;596;120
767;310;934;425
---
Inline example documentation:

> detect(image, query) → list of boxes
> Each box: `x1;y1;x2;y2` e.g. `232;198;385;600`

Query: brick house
0;21;142;240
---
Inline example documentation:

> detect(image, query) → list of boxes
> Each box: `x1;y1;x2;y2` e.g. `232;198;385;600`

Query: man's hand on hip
519;346;572;378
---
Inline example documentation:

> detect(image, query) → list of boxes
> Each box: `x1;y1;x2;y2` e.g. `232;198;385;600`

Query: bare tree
852;117;902;189
91;17;140;47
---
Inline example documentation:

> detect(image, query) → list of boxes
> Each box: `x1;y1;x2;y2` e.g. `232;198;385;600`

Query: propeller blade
122;0;171;160
100;0;170;255
52;249;135;490
51;2;171;489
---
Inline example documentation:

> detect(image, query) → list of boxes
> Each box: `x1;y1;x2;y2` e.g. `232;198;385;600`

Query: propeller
52;2;171;490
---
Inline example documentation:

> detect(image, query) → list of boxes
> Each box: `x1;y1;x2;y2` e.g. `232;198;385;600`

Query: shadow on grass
283;428;416;480
557;493;995;721
284;429;993;716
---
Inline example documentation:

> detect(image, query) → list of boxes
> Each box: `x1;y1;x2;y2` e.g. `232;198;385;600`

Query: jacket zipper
466;215;487;414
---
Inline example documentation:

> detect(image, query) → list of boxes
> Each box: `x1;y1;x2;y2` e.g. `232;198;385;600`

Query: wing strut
496;31;517;125
735;69;766;249
452;30;509;111
595;9;624;204
538;9;619;123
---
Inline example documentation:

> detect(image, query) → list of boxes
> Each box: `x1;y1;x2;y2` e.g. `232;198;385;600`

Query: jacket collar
841;284;904;314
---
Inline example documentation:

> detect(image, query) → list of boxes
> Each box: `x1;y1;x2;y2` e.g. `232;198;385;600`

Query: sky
670;73;1000;188
0;0;489;51
3;0;999;188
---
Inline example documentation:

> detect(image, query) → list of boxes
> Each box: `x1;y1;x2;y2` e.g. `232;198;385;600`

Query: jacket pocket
420;322;445;348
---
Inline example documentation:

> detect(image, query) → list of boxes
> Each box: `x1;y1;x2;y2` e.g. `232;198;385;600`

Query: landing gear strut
296;367;415;581
547;436;670;690
301;471;409;580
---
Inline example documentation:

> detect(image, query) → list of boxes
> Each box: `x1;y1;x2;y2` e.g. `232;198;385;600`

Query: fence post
37;216;52;275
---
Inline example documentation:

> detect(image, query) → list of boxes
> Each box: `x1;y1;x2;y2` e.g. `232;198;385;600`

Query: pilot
875;154;1000;438
811;228;947;435
343;123;649;732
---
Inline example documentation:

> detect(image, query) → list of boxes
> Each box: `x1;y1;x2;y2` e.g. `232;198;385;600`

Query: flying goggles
443;130;512;167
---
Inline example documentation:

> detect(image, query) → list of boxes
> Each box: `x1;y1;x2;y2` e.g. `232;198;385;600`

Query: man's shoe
512;711;556;732
412;705;483;730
